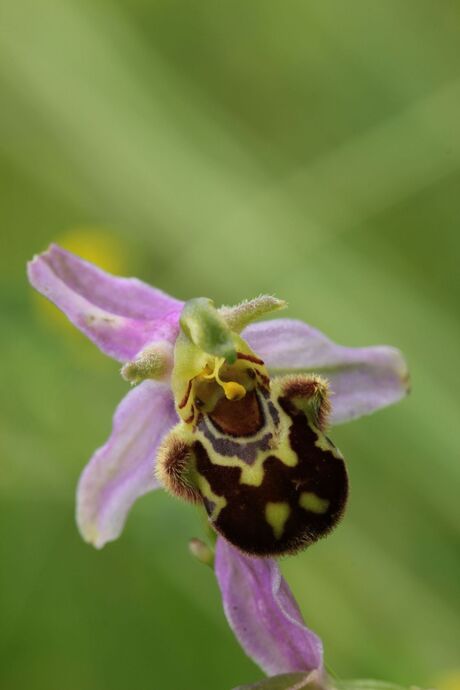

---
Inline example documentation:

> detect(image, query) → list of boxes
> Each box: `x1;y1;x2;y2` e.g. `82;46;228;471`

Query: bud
188;538;214;567
121;341;174;384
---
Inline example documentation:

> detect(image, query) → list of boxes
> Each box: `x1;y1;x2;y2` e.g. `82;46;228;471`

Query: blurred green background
1;1;459;689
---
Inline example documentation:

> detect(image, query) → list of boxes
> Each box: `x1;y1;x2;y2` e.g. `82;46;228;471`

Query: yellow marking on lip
314;434;343;459
265;501;291;539
198;445;276;488
194;471;227;520
299;492;330;514
240;463;265;486
194;398;299;487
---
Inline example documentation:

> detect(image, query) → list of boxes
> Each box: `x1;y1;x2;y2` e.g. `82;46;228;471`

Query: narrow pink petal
243;319;409;425
38;244;183;319
77;381;177;548
27;245;183;361
215;538;323;676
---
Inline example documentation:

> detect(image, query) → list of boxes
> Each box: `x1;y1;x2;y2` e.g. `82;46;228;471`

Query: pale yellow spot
58;228;127;273
299;492;330;514
315;433;343;460
315;434;333;452
240;463;265;486
194;472;227;520
275;430;299;468
265;502;291;539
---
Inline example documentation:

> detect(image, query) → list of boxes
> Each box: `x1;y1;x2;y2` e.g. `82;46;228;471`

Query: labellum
157;297;348;556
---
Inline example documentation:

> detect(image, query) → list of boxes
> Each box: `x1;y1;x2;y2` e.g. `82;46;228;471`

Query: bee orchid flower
27;244;409;687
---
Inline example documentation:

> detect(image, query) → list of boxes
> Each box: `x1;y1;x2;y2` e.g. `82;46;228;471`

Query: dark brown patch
256;371;270;388
237;352;265;365
184;406;195;424
267;401;280;427
194;400;348;556
209;390;264;437
178;380;192;409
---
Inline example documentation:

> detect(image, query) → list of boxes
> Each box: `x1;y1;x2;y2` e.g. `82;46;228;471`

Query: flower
27;244;410;684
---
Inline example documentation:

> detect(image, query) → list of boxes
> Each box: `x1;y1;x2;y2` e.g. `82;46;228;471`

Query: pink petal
215;538;323;676
77;380;177;548
243;319;409;425
27;245;183;361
